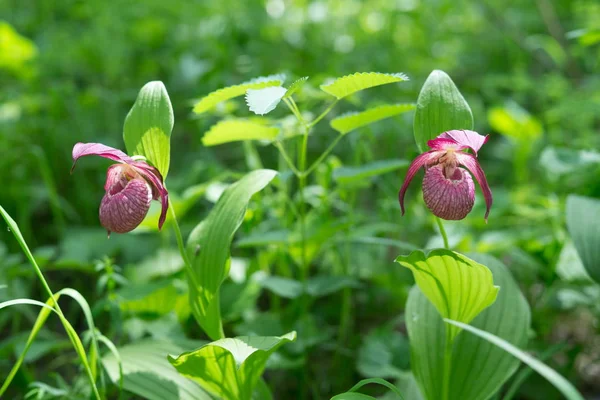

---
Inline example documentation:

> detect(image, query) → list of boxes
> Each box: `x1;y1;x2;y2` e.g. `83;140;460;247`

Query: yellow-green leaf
330;103;415;135
283;76;309;98
320;72;409;99
202;120;280;146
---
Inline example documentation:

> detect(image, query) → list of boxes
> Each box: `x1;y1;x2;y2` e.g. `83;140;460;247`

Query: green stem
436;217;449;249
168;201;197;287
298;130;309;282
284;98;305;125
274;141;302;177
308;99;338;128
442;329;453;400
303;134;343;177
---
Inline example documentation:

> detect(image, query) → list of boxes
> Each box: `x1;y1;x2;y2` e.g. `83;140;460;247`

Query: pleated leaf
245;86;287;115
186;170;278;340
331;103;415;134
397;249;499;343
168;332;296;400
202;120;280;146
283;76;309;98
193;74;285;114
405;254;530;400
566;195;600;283
320;72;409;99
413;70;473;152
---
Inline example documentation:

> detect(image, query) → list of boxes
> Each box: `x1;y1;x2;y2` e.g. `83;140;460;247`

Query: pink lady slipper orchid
399;130;493;221
71;143;169;235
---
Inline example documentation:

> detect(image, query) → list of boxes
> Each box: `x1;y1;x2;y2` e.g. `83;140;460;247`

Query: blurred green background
1;0;600;398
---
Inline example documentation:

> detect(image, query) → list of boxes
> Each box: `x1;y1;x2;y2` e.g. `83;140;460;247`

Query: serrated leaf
186;170;278;340
168;332;296;400
413;70;473;152
396;249;499;343
245;86;287;115
320;72;409;99
193;74;285;114
283;76;309;98
566;195;600;283
406;254;530;400
333;159;409;184
123;81;174;177
331;103;415;134
202;120;280;146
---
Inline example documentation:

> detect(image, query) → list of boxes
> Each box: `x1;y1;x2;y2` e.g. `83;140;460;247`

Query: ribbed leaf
405;254;530;400
202;120;280;146
333;159;409;184
193;74;285;114
123;81;174;177
245;86;287;115
320;72;409;99
102;339;211;400
283;76;309;98
331;378;405;400
413;70;473;152
397;249;499;342
566;195;600;283
186;170;277;339
168;332;296;400
331;103;415;134
556;239;593;283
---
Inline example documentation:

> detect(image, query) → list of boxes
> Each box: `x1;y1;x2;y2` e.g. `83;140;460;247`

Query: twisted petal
132;163;169;230
440;130;489;156
71;142;133;172
398;151;441;215
422;165;475;220
456;152;493;222
427;137;468;152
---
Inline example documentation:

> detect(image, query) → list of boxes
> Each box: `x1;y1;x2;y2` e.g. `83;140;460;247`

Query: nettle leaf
123;81;174;177
396;249;498;343
406;254;530;400
202;120;280;146
413;70;473;152
331;103;415;135
566;195;600;283
283;76;309;98
245;86;287;115
168;332;296;400
193;74;285;114
186;170;277;340
333;159;409;185
320;72;409;100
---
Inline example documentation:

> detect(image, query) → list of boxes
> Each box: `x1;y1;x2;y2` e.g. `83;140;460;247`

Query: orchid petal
398;151;441;215
427;137;468;152
456;152;493;222
132;162;169;230
71;142;134;172
443;130;489;155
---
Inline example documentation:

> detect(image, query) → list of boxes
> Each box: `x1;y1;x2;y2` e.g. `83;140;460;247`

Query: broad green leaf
356;323;409;379
320;72;409;99
539;147;600;176
330;103;415;135
445;320;584;400
413;70;473;152
331;378;405;400
333;159;409;184
0;22;37;73
487;103;542;143
186;170;277;340
123;81;174;177
257;275;359;299
566;195;600;283
117;280;190;320
283;76;309;98
406;254;530;400
396;249;499;342
102;339;211;400
168;332;296;400
258;276;303;299
245;86;287;115
202;120;280;146
555;239;593;283
193;74;285;114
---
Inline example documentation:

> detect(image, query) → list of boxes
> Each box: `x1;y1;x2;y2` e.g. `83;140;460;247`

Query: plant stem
308;99;338;128
436;217;449;249
303;134;343;177
442;329;453;400
274;141;302;177
168;201;198;287
298;129;309;283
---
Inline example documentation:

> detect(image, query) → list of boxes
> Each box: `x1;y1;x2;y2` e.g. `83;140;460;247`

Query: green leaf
321;72;409;99
258;276;303;299
487;103;542;143
413;70;473;152
406;254;530;400
258;275;359;299
332;378;405;400
193;74;285;114
356;323;409;379
396;249;499;342
123;81;174;177
330;103;415;134
117;280;189;320
566;195;600;283
539;147;600;176
555;239;593;283
0;22;37;73
245;86;287;115
186;170;278;340
102;339;211;400
444;320;584;400
168;332;296;400
333;159;409;185
283;76;309;98
202;120;280;146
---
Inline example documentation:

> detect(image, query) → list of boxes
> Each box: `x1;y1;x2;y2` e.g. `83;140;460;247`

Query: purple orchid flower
71;143;169;235
399;130;493;221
